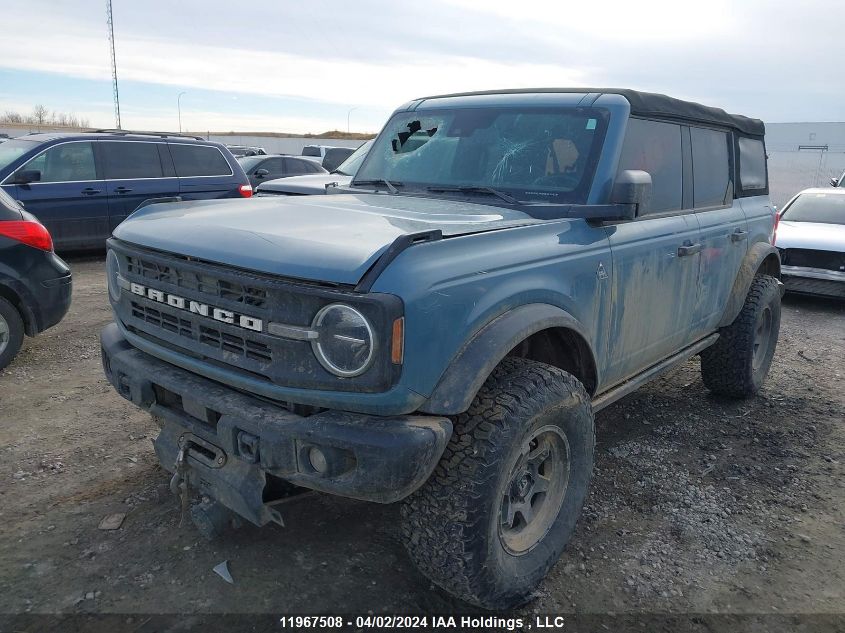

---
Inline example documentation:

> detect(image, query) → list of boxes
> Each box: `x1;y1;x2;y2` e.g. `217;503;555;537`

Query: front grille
780;249;845;272
198;325;272;363
127;255;268;308
131;301;272;364
111;240;402;393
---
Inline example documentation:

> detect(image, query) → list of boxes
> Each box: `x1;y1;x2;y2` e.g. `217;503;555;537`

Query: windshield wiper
331;169;351;176
353;179;402;194
426;186;521;205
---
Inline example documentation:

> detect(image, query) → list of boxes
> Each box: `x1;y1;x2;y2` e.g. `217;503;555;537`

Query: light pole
177;91;187;133
347;106;358;133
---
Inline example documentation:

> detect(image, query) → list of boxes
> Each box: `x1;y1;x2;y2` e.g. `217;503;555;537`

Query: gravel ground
0;257;843;630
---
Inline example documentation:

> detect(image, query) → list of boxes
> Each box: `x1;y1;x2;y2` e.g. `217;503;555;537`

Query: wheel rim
0;313;9;356
498;425;570;556
752;306;773;372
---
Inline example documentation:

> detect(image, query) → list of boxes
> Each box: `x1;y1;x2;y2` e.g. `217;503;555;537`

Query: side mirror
610;170;652;217
830;177;840;187
254;168;269;178
14;169;41;184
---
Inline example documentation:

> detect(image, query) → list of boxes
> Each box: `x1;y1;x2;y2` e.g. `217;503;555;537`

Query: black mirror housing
14;169;41;184
255;169;270;178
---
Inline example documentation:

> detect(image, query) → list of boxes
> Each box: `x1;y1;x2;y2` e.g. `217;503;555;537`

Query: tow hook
170;441;190;527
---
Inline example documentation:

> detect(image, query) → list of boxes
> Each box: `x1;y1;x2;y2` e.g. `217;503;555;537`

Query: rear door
10;140;108;250
690;126;749;333
99;140;179;232
603;118;702;385
169;143;237;199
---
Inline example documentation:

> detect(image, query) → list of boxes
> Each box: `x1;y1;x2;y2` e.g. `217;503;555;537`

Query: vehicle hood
256;173;353;195
776;221;845;252
113;193;543;285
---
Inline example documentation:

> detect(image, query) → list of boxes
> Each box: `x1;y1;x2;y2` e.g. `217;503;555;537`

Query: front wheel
700;274;781;397
400;357;594;609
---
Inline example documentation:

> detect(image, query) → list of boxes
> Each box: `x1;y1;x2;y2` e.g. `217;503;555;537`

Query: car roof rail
92;129;206;141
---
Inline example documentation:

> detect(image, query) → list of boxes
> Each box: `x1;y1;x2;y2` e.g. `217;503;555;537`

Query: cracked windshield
355;108;607;203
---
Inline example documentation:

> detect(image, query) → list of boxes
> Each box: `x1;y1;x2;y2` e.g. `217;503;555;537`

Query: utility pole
106;0;121;129
178;92;186;133
347;107;358;134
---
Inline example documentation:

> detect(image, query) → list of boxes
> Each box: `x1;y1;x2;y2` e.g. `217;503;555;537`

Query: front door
11;141;108;250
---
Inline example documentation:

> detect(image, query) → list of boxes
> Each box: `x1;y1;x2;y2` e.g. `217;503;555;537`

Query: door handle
114;187;133;194
81;188;101;196
730;230;748;242
677;242;702;257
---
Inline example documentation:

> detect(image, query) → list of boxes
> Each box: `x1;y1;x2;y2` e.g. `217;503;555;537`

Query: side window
25;142;97;183
169;144;232;177
616;119;682;214
284;158;312;175
690;127;730;207
737;137;767;192
261;158;284;173
101;141;163;179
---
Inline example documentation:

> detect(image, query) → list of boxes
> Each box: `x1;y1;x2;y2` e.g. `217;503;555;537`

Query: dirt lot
0;257;843;627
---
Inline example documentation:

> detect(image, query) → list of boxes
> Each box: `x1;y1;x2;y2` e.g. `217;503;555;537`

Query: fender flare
718;241;781;328
419;303;597;416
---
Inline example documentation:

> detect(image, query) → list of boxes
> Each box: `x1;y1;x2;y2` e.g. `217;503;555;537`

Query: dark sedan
0;188;72;368
238;154;327;189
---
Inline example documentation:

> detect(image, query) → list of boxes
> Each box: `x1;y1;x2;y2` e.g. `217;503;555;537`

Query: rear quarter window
737;137;767;192
169;144;232;177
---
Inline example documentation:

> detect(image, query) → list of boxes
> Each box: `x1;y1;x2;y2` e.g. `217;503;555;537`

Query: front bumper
782;265;845;298
100;323;452;526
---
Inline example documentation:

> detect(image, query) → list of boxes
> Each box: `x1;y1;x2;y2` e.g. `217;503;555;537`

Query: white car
775;187;845;298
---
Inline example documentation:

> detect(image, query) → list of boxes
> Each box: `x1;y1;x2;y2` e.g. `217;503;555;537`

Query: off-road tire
700;274;781;398
0;296;24;371
400;357;594;609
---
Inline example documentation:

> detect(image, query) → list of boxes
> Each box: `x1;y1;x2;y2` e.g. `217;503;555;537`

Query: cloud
0;0;843;127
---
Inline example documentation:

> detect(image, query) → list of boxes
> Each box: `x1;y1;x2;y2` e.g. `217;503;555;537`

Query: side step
592;333;719;413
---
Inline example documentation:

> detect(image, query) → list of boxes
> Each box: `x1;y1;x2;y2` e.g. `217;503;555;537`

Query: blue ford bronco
101;88;781;608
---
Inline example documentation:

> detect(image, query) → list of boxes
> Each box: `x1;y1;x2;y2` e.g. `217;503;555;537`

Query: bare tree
32;104;49;125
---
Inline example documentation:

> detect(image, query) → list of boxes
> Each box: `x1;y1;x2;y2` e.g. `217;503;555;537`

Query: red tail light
238;184;253;198
0;220;53;251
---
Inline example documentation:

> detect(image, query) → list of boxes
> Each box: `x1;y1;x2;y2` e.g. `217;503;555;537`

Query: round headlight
106;250;122;303
311;304;374;377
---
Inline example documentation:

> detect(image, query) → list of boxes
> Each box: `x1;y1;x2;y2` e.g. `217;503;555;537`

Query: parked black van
0;131;252;250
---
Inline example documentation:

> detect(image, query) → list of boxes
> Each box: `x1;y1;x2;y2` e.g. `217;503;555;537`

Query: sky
0;0;842;134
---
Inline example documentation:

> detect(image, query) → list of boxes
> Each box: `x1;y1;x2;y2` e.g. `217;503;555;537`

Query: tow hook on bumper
101;324;453;528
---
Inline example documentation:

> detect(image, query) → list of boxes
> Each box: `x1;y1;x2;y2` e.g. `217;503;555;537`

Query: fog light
308;446;328;474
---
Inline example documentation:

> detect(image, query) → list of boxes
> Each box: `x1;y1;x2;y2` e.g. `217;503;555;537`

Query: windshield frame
351;106;610;205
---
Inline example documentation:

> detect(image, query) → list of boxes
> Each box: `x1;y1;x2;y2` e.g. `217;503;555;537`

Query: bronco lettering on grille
129;282;263;332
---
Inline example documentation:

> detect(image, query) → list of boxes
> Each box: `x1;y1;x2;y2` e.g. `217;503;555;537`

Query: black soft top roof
417;88;765;137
